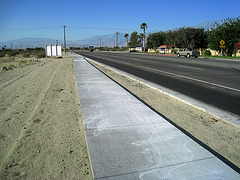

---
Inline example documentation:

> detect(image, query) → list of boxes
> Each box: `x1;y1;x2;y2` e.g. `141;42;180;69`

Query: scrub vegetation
0;48;46;71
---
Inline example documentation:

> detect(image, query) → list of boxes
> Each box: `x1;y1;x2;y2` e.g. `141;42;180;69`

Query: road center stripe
178;65;203;70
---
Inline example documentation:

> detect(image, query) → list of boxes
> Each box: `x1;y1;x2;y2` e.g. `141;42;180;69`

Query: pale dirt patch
87;58;240;168
0;55;93;179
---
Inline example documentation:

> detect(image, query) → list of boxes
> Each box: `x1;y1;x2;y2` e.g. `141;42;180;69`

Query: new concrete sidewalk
73;54;240;179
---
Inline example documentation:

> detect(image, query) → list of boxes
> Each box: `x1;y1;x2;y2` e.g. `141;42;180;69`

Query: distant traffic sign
219;45;225;48
220;40;225;46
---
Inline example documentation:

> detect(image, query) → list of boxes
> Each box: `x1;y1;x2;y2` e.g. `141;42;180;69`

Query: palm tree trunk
143;28;146;52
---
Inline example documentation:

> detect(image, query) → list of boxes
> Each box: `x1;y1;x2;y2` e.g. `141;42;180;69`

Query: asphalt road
75;51;240;116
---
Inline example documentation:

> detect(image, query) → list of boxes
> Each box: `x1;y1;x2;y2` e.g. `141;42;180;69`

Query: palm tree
140;23;148;52
124;33;129;47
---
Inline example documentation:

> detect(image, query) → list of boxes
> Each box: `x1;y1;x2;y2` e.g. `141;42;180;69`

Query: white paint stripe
141;65;240;93
90;58;240;93
85;57;240;126
178;65;203;70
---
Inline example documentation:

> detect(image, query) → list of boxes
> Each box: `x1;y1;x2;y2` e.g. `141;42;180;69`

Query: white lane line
178;65;203;71
141;66;240;93
85;57;240;93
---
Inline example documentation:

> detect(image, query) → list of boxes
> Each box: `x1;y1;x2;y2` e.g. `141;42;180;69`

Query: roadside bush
0;58;13;63
35;52;45;58
0;51;6;57
22;53;30;58
204;50;211;56
227;51;232;57
171;49;178;54
16;60;27;67
7;51;19;57
120;47;128;51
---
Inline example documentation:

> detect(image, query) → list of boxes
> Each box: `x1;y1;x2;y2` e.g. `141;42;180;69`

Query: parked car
177;48;200;58
129;50;139;53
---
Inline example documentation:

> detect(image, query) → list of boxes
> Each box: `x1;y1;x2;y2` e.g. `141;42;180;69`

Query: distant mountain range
0;20;223;49
193;20;223;30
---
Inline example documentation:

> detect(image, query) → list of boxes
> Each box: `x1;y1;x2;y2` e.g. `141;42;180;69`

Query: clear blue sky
0;0;239;42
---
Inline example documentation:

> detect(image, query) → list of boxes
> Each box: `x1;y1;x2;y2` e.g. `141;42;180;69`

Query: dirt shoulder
0;55;93;179
86;58;240;169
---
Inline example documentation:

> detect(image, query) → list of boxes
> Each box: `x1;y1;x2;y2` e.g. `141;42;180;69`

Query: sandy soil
1;52;239;179
0;55;93;179
87;58;240;168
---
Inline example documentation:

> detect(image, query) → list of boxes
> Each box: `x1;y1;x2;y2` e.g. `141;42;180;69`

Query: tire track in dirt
0;61;63;171
0;63;43;90
0;62;54;121
0;70;33;90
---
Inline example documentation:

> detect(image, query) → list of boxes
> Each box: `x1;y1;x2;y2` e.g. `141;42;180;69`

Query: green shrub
35;52;45;58
227;51;233;57
0;51;6;57
22;53;30;58
171;49;178;54
204;50;211;56
7;51;19;57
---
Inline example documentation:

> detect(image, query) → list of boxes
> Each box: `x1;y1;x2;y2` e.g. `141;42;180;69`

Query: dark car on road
129;50;139;53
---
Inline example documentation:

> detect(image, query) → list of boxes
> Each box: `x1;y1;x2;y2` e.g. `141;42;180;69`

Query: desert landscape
0;52;239;179
0;53;93;179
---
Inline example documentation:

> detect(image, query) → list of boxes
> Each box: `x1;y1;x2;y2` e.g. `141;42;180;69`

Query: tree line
146;27;208;50
127;17;240;56
124;23;148;51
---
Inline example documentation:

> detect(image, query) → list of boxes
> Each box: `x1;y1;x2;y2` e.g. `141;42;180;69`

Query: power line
0;26;62;31
68;26;137;31
0;26;138;31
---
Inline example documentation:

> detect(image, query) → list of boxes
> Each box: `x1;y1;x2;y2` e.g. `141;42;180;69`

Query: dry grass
0;57;14;63
0;49;46;71
0;57;38;71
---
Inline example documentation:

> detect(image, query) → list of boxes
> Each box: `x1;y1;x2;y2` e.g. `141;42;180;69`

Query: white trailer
46;44;62;57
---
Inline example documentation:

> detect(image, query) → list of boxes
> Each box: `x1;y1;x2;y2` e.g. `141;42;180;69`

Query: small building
135;47;143;52
158;45;171;54
46;44;62;57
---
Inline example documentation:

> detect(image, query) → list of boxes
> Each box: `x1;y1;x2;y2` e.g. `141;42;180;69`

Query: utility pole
11;43;13;49
115;32;120;47
56;40;58;44
99;38;102;48
63;25;66;53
